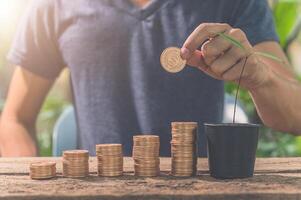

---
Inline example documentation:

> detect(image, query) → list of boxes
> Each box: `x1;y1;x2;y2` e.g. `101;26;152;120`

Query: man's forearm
0;119;37;156
249;66;301;135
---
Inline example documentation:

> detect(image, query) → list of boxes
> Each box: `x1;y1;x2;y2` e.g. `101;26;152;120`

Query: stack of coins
29;162;56;180
132;135;160;177
62;150;89;178
171;122;198;177
96;144;123;177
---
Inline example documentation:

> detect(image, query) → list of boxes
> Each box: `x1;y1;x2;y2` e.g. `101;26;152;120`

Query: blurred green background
0;0;301;156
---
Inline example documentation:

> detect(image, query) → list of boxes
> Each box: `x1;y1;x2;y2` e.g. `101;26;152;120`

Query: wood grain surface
1;157;301;200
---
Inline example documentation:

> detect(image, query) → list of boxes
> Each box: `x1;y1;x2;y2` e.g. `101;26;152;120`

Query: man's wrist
244;56;273;92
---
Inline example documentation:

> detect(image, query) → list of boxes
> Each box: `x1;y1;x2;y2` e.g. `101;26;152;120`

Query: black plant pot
204;123;260;179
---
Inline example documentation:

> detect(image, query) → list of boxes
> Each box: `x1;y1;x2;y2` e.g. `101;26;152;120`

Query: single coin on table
160;47;186;73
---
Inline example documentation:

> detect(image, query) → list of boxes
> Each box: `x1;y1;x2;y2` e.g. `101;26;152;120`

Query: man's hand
179;23;301;135
180;23;269;90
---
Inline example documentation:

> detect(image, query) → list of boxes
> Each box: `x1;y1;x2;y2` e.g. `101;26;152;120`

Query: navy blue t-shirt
8;0;278;156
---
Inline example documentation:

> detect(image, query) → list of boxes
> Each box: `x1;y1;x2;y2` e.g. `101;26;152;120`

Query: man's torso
56;0;228;156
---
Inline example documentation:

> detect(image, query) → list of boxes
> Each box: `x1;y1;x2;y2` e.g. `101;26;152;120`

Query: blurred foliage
0;98;4;111
257;127;301;157
226;0;301;157
272;0;299;48
36;96;69;156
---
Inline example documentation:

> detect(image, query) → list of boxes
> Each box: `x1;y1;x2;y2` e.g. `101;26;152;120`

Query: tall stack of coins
171;122;198;177
30;162;56;180
96;144;123;177
62;150;89;178
133;135;160;177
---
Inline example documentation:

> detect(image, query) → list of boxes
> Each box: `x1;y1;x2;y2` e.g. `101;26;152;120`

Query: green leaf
254;51;285;63
216;32;284;64
216;32;245;50
277;0;301;3
273;1;299;47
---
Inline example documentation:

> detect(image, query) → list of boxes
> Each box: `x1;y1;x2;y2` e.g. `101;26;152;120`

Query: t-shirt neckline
110;0;170;20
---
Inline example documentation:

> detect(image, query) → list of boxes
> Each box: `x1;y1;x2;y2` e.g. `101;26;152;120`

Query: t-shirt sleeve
230;0;279;46
7;0;65;79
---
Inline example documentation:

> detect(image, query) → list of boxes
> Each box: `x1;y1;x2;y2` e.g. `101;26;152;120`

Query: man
1;0;301;157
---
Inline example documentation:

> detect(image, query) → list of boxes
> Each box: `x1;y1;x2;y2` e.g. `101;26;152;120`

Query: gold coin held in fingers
160;47;186;73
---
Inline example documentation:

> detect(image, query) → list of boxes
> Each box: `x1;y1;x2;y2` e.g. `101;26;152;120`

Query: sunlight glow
0;0;21;30
0;1;17;22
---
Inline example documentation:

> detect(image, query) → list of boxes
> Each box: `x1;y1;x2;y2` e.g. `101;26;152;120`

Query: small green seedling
217;32;285;123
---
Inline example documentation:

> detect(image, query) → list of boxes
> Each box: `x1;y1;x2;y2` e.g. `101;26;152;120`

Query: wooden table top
1;157;301;200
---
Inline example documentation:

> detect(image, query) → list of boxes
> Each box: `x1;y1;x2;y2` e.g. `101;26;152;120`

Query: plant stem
233;57;248;123
216;31;285;123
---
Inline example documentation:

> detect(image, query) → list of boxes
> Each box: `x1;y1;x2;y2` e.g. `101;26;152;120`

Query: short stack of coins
96;144;123;177
133;135;160;177
29;161;56;180
62;150;89;178
171;122;198;177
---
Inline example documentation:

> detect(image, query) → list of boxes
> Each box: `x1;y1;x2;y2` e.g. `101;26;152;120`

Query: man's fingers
186;50;221;80
201;30;232;59
210;43;248;76
201;40;219;66
221;58;247;81
181;23;255;82
185;50;207;69
181;23;231;60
